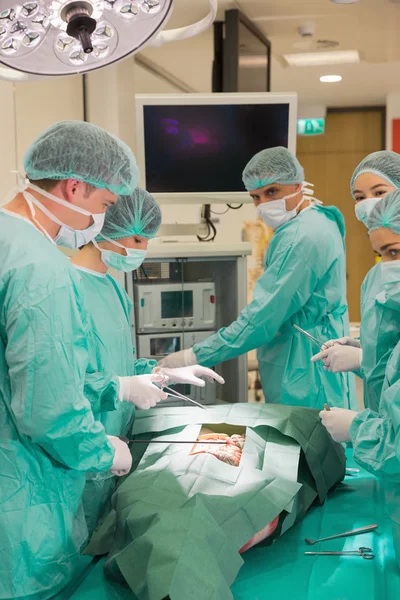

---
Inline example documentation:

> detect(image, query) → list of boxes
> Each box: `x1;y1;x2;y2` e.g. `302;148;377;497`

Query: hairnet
24;120;140;196
350;151;400;199
242;146;305;191
97;187;162;241
367;189;400;234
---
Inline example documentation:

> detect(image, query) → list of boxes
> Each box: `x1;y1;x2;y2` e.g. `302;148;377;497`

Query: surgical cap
242;146;305;191
97;187;162;241
367;189;400;235
350;151;400;199
24;120;139;196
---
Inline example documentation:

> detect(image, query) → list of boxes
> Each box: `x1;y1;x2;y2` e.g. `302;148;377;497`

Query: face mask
93;237;147;272
375;260;400;310
256;189;305;230
23;181;105;249
354;197;381;226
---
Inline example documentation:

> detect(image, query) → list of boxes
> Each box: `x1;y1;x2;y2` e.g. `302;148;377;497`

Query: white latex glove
107;435;132;476
118;373;168;409
319;408;358;443
322;336;361;350
157;365;225;387
311;346;362;373
158;348;197;368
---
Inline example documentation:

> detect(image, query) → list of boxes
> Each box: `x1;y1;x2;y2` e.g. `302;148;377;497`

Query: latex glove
118;373;168;409
322;336;361;350
157;365;225;387
158;348;197;369
107;435;132;476
311;345;362;373
319;407;358;443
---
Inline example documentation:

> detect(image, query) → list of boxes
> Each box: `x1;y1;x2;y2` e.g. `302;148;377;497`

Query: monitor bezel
135;92;298;204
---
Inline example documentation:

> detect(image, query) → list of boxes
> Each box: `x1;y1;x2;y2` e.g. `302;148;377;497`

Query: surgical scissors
293;324;326;349
305;546;375;560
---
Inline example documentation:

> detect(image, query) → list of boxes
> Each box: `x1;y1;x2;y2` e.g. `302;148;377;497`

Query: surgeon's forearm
350;410;400;481
134;358;158;376
84;371;120;413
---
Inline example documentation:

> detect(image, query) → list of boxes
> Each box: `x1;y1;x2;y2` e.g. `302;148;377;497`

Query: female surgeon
160;146;356;410
320;189;400;568
70;187;224;534
313;150;400;412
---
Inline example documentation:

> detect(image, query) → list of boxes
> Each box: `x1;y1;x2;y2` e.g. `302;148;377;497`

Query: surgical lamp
0;0;217;78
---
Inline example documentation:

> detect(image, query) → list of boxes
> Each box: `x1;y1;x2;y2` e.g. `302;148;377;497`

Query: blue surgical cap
97;187;162;241
350;151;400;199
242;146;304;191
24;120;139;196
367;189;400;235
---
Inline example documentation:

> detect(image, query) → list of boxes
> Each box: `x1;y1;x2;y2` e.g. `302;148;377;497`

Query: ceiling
142;0;400;107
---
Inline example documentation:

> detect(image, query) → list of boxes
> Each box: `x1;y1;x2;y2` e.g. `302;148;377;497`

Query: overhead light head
330;0;360;4
0;0;217;77
320;74;342;83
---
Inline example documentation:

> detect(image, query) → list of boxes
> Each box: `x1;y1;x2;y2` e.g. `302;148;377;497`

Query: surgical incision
190;428;246;467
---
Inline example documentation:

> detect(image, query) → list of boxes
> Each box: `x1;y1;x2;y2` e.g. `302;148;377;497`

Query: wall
0;75;83;199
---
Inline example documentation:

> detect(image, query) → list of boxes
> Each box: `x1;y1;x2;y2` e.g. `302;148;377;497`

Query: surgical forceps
305;546;375;560
163;385;207;410
293;324;326;350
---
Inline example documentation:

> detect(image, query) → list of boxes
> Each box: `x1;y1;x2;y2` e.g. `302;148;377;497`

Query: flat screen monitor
135;93;297;204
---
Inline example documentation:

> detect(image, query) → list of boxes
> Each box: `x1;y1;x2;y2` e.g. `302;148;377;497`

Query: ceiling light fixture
284;49;359;67
330;0;360;4
0;0;217;78
320;74;342;82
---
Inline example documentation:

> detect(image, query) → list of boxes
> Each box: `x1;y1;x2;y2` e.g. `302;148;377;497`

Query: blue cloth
77;269;156;536
0;211;114;600
194;205;356;409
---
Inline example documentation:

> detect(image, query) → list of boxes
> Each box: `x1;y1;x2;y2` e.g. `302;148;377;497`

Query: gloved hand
107;435;132;476
322;336;361;349
311;346;362;373
157;365;225;387
158;348;197;368
319;408;358;443
118;373;168;409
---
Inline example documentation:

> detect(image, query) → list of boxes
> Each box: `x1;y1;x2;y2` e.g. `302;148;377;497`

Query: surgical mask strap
93;236;129;257
23;190;56;245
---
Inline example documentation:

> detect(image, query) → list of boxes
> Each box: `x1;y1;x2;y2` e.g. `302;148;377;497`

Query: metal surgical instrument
305;524;378;545
305;546;375;560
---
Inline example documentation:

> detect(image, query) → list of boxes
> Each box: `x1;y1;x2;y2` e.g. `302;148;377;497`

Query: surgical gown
75;268;156;535
0;211;115;600
194;205;356;409
359;262;400;412
350;328;400;567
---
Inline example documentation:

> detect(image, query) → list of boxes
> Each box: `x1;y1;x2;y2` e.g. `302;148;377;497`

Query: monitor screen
161;290;193;319
143;103;290;193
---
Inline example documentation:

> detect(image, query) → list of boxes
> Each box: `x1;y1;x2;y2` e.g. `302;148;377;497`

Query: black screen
150;336;181;356
143;103;289;193
161;291;193;319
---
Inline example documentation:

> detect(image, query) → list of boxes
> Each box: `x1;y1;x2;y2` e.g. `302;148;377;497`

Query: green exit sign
297;118;325;136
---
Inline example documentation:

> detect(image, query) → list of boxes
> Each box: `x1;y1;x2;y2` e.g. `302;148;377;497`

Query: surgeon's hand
118;373;168;409
158;348;197;368
157;366;225;387
311;346;362;373
322;336;361;349
107;435;132;476
319;408;358;443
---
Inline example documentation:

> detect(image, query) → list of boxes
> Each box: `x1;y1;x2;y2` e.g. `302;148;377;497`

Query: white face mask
93;237;147;272
256;184;310;230
354;197;381;227
23;181;105;248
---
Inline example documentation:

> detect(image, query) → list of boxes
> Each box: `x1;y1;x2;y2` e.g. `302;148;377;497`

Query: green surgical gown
194;205;356;410
76;268;156;536
0;211;115;600
359;262;400;412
